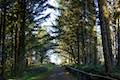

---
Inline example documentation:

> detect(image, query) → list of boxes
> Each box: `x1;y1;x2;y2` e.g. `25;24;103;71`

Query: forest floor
8;64;54;80
44;66;77;80
8;64;76;80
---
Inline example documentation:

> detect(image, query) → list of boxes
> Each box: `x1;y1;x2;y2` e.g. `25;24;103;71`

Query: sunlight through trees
0;0;120;79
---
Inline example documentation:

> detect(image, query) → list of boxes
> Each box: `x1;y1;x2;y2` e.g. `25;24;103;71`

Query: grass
69;64;105;75
8;63;55;80
69;64;120;79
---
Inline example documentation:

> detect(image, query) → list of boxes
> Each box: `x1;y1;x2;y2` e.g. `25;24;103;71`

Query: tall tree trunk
116;1;120;66
117;17;120;66
81;24;85;64
10;25;14;76
0;8;2;65
76;26;80;64
1;1;6;76
14;25;19;75
70;45;74;63
0;7;2;76
41;56;43;64
16;0;26;74
81;0;87;64
94;36;98;65
98;0;113;73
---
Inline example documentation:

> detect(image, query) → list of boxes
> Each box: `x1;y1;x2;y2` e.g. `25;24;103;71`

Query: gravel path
45;66;76;80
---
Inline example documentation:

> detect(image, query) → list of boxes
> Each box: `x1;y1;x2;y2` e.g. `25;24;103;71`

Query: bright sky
40;0;60;36
42;0;61;64
47;50;62;64
32;0;61;64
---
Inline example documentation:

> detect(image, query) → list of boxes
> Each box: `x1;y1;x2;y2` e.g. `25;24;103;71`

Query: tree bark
10;24;14;76
14;25;19;75
0;7;2;76
81;0;87;64
117;17;120;66
0;8;2;64
76;26;80;64
1;1;6;76
94;36;98;65
14;0;26;75
98;0;113;73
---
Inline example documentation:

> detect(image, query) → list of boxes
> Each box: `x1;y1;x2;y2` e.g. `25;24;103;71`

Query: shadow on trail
45;66;76;80
25;67;48;74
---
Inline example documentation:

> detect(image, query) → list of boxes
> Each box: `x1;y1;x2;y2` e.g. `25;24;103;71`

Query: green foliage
56;0;97;64
0;0;59;78
70;64;105;75
8;64;55;80
26;28;58;64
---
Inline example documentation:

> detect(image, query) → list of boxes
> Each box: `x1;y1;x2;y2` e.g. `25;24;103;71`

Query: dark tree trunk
81;25;85;64
41;57;43;64
0;8;2;65
76;26;80;64
14;25;19;75
15;0;26;74
94;36;98;65
0;10;1;38
10;25;14;76
1;2;6;76
81;0;87;64
70;45;74;63
98;0;113;73
117;18;120;66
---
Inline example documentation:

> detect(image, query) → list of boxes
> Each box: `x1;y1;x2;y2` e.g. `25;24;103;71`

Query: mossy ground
8;63;55;80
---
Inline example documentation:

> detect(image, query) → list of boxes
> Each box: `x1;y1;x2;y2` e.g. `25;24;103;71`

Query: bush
71;64;105;75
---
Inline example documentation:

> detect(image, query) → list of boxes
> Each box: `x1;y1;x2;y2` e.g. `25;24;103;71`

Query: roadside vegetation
9;63;55;80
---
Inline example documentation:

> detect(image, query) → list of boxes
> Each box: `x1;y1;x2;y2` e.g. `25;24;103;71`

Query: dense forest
0;0;120;80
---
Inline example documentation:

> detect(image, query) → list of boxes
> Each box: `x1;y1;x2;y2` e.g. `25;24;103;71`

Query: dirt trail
45;66;76;80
